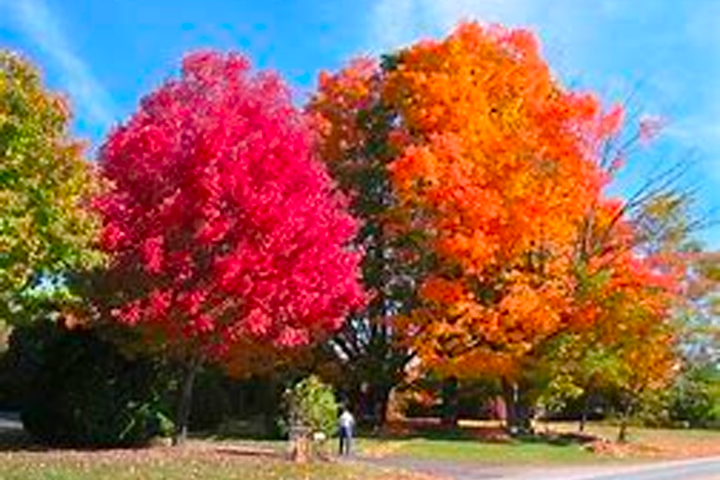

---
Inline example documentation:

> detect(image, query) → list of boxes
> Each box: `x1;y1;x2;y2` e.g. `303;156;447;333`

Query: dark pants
339;426;352;455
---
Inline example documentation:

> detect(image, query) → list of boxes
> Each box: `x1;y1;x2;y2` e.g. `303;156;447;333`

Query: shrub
281;375;338;438
668;369;719;428
15;320;173;447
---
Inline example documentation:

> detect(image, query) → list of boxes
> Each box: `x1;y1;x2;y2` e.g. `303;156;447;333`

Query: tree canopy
97;51;365;365
0;50;102;325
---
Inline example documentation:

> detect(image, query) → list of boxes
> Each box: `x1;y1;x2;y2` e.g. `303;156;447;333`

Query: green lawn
354;421;720;465
210;429;600;465
357;436;603;465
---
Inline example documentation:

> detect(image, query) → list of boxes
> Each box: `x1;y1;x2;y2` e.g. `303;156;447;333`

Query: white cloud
667;118;720;146
0;0;116;129
424;0;536;29
369;0;416;52
666;115;720;178
367;0;537;53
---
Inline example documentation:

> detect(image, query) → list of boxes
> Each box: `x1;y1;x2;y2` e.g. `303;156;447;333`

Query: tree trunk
502;379;533;436
516;388;533;435
441;376;459;428
617;416;628;443
579;394;589;433
502;378;517;434
373;385;392;429
617;398;633;443
172;359;200;446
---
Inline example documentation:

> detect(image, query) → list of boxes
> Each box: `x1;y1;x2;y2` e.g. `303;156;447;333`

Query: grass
206;422;602;465
355;420;720;465
204;416;720;464
0;458;350;480
1;421;718;479
562;422;720;442
0;441;425;480
349;419;603;465
550;421;720;458
357;435;603;465
364;437;599;464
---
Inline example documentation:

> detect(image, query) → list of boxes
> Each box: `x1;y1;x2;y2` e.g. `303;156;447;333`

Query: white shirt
339;411;355;429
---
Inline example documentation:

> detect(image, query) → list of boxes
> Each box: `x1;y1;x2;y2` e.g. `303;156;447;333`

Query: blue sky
1;0;719;244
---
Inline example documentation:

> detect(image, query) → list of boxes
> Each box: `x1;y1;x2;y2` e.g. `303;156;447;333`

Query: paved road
507;457;720;480
361;457;515;480
364;455;720;480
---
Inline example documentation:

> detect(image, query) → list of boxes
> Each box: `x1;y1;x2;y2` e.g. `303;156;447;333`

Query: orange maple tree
311;23;684;431
378;23;628;375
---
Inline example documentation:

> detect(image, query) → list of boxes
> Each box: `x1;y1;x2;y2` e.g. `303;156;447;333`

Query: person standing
338;407;355;456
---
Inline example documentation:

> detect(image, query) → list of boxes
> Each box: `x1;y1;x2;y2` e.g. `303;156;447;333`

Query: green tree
0;51;102;325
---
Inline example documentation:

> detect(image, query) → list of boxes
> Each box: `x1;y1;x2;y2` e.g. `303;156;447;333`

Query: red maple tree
96;52;365;443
